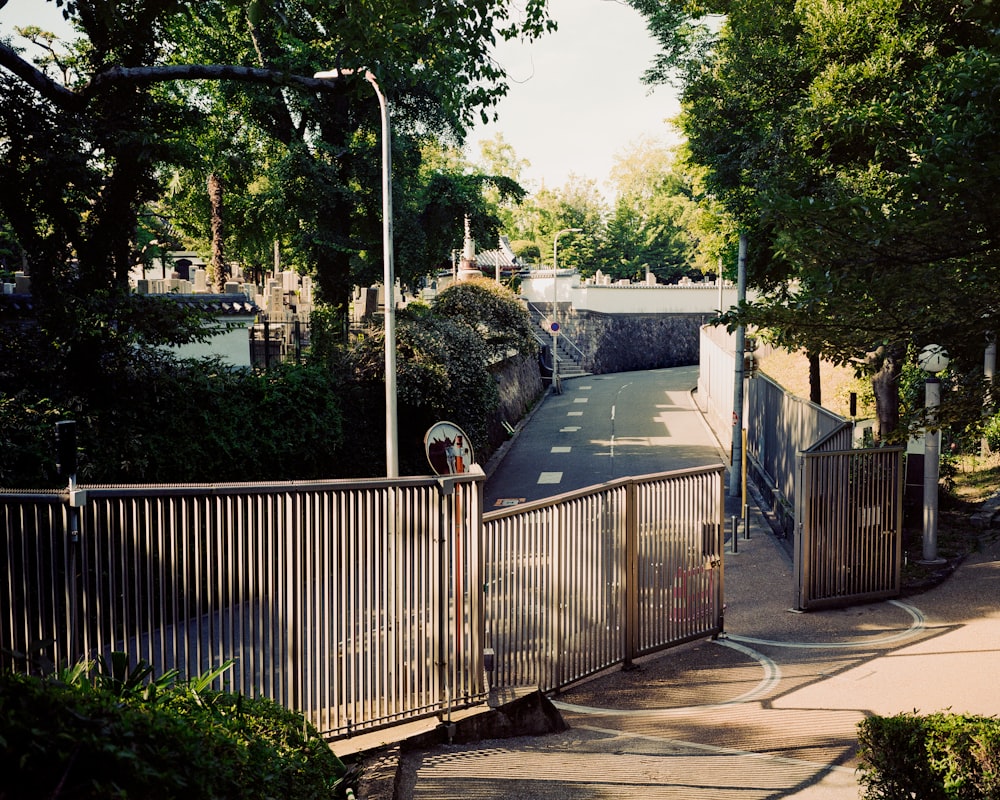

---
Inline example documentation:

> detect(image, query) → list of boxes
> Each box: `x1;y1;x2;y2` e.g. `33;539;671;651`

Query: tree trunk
808;350;822;405
869;344;904;442
208;172;228;292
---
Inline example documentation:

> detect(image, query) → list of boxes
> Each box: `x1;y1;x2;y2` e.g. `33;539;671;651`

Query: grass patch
901;453;1000;591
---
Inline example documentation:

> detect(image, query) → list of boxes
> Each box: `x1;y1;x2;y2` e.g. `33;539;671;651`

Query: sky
469;0;682;195
1;0;683;194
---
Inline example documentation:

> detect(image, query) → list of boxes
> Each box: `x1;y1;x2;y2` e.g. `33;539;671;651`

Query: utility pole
728;234;748;498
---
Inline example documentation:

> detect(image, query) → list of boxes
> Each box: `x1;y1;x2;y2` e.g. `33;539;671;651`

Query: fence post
624;479;639;666
436;477;455;723
56;420;82;663
794;455;807;610
263;318;271;370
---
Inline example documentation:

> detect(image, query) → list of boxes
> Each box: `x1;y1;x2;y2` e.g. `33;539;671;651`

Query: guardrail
1;473;485;739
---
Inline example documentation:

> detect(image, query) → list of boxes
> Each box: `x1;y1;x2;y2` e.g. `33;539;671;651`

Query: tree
631;0;1000;440
603;137;703;283
432;277;538;362
0;0;556;358
503;178;606;273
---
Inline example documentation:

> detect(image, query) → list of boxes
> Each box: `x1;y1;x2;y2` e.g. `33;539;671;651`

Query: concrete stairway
524;302;588;379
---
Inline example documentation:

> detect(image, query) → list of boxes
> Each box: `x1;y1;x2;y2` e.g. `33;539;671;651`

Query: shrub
858;712;1000;799
983;412;1000;453
0;659;348;799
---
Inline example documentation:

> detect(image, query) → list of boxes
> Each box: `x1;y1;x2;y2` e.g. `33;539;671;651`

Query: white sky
1;0;683;195
470;0;682;195
0;0;68;39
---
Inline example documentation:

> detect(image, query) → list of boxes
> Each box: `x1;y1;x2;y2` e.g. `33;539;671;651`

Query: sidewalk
392;496;1000;799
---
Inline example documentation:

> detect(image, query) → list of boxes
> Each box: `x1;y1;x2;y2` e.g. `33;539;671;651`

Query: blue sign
550;321;560;333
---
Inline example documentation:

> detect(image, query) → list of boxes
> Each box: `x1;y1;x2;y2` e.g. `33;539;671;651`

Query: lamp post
918;344;950;564
551;227;581;394
313;67;398;477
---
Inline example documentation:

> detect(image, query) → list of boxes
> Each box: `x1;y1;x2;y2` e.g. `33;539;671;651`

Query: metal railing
482;466;725;694
3;464;724;738
250;317;311;368
1;473;485;739
524;300;587;370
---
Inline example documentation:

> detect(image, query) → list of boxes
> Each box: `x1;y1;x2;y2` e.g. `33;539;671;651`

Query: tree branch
0;40;79;108
0;44;338;111
86;63;336;95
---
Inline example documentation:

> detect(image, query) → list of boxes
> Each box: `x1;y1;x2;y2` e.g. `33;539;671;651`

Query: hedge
858;712;1000;799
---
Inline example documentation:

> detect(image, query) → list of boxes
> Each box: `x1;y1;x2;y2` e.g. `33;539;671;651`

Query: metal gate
794;447;905;610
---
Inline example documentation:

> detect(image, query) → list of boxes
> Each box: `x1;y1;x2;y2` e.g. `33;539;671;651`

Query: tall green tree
631;0;1000;439
0;0;555;399
603;137;702;283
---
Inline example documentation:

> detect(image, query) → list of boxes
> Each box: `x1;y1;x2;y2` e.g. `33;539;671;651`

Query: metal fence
482;466;725;693
1;473;485;739
747;374;851;523
250;317;311;368
2;464;724;739
794;447;905;610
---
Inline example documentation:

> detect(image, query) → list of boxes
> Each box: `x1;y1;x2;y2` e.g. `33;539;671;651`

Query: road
485;366;727;510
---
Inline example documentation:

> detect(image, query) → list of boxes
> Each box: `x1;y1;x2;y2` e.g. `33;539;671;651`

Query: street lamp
918;344;950;564
313;67;398;477
551;227;581;394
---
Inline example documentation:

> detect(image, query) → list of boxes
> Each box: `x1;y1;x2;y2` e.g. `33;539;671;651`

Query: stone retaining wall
559;309;713;374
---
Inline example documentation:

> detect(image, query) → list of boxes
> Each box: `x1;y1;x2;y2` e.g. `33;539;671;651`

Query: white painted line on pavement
570;724;856;776
567;411;584;416
561;426;581;432
537;472;563;484
552;638;780;716
726;600;926;649
551;446;572;453
573;397;589;403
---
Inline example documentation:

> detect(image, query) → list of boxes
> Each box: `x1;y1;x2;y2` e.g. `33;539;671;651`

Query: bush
0;353;346;487
858;712;1000;799
0;660;348;799
983;412;1000;453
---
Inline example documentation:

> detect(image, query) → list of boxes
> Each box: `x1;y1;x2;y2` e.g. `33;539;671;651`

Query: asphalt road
484;367;727;510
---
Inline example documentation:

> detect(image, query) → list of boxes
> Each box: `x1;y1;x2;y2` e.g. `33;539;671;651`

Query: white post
984;335;996;456
923;376;943;563
917;344;949;564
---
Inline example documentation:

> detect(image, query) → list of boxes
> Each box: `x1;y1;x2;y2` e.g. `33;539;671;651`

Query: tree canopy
0;0;554;378
630;0;1000;439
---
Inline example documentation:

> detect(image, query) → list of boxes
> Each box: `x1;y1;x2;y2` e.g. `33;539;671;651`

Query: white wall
519;271;746;315
169;317;255;367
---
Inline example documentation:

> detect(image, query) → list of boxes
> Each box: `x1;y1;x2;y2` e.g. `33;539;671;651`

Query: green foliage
0;351;345;487
983;413;1000;454
858;712;1000;800
635;0;1000;439
349;305;501;475
432;277;538;361
0;658;347;800
0;394;66;488
1;280;541;484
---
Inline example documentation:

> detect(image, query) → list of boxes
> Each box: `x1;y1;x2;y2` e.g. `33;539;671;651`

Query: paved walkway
395;485;1000;799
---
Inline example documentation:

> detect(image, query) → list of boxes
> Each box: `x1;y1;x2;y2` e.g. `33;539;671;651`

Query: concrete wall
561;309;710;373
486;352;545;456
170;317;256;367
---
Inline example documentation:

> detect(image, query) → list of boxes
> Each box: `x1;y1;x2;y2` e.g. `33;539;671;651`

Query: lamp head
918;344;950;374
